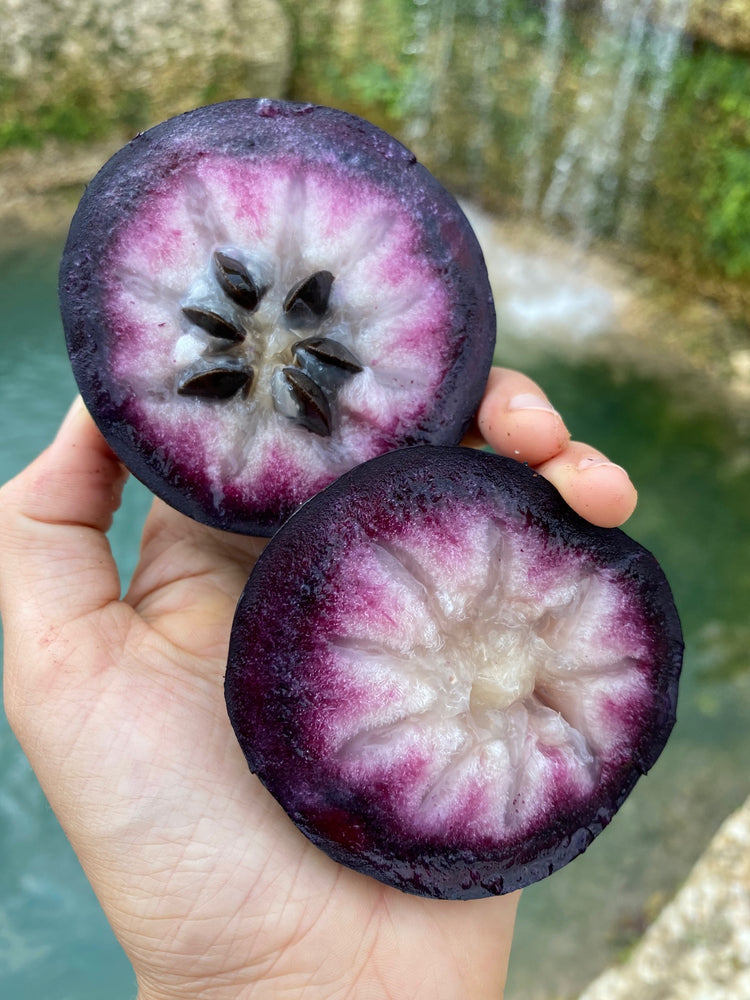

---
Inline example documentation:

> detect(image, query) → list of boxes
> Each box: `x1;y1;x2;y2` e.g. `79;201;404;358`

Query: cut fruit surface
225;446;683;899
59;99;495;534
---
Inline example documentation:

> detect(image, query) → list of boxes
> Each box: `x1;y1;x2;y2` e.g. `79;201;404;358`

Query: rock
0;0;291;128
577;793;750;1000
686;0;750;54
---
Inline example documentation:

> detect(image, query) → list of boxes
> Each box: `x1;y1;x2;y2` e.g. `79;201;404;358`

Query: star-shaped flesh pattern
60;100;495;535
225;446;683;898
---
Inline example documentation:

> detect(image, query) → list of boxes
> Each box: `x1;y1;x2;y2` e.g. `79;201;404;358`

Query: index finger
473;368;571;465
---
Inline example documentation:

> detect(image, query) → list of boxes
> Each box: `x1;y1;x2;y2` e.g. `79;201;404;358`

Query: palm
36;500;512;999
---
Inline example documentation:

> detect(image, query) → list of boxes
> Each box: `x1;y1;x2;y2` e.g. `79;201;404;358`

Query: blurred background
1;1;749;997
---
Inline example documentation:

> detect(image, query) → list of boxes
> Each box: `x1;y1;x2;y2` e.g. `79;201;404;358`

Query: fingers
0;397;128;633
475;368;570;466
475;368;637;528
537;441;638;528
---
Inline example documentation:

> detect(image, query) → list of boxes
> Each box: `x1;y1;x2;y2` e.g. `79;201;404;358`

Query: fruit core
103;152;455;508
309;505;652;843
175;246;360;436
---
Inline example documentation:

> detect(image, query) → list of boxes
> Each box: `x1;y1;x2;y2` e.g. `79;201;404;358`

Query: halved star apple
225;446;683;899
59;99;496;535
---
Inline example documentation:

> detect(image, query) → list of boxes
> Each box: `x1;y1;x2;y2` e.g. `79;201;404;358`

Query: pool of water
503;345;750;997
2;238;749;1000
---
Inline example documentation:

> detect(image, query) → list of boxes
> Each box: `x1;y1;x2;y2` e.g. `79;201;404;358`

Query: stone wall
578;793;750;1000
0;0;291;140
688;0;750;53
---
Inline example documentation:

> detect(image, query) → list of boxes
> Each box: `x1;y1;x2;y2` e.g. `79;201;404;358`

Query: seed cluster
179;251;363;436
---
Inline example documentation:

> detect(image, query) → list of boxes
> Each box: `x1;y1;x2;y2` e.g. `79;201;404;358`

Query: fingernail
577;456;628;475
508;393;559;414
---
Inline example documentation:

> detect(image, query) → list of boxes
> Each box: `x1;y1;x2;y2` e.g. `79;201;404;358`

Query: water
403;0;459;156
503;347;750;998
616;0;692;240
522;0;566;214
1;4;746;992
0;240;145;1000
540;0;657;236
2;215;750;998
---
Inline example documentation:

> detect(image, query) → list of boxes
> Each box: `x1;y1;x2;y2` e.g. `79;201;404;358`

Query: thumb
0;397;128;635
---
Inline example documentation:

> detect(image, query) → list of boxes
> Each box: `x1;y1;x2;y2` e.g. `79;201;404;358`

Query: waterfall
539;0;656;240
402;0;692;255
522;0;566;214
535;0;690;244
467;0;507;189
617;0;692;239
403;0;458;159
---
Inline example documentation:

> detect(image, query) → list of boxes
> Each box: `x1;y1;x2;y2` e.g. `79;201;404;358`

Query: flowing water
403;0;694;251
2;218;750;999
0;240;146;1000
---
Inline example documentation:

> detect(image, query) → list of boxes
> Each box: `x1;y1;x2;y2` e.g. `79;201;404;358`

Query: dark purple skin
59;99;496;536
225;446;683;899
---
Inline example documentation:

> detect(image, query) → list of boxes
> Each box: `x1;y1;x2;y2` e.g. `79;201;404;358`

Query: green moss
693;49;750;278
0;77;152;152
282;0;412;135
281;1;750;304
37;88;108;143
628;42;750;290
702;146;750;278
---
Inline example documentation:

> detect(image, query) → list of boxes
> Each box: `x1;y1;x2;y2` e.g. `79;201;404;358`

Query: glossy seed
178;361;252;400
292;336;363;374
283;270;335;321
213;251;263;310
272;366;332;436
182;306;245;343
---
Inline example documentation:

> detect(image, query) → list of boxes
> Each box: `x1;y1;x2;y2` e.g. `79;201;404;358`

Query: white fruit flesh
104;154;452;511
306;502;653;845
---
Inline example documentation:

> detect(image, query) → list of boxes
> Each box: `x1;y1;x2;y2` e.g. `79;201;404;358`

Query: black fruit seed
275;366;332;436
293;336;363;374
181;306;246;343
213;251;263;311
60;99;497;535
177;361;252;399
284;271;335;322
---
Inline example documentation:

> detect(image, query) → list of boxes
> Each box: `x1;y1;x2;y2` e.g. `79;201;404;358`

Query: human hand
0;369;635;1000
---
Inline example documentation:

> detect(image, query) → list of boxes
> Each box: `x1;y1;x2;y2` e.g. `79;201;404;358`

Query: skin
0;367;636;1000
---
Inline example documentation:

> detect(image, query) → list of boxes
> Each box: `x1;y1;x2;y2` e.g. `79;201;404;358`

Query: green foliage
0;78;37;149
348;62;407;113
283;0;413;134
0;78;151;152
702;146;750;277
502;0;548;41
1;0;748;302
36;87;107;143
0;117;40;150
689;48;750;278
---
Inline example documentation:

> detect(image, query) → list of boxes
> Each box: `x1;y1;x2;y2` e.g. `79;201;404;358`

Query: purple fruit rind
60;99;495;535
225;446;683;899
